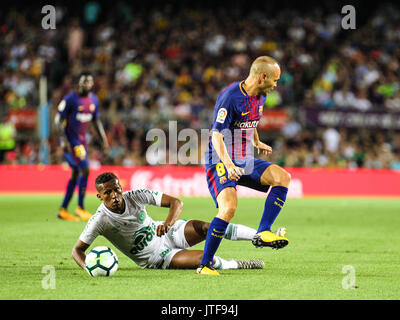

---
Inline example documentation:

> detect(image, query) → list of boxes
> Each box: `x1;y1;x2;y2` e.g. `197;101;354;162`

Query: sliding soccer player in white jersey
72;172;264;271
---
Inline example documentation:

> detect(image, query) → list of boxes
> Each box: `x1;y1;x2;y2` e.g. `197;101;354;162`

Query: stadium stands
1;1;399;169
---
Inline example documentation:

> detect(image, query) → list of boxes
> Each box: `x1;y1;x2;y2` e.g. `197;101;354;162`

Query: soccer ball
85;246;118;277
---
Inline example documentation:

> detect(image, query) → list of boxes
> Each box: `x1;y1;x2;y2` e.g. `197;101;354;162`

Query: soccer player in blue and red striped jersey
197;56;291;275
55;72;109;221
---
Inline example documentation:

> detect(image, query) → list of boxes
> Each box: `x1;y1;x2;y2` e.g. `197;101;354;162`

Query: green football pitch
1;194;399;300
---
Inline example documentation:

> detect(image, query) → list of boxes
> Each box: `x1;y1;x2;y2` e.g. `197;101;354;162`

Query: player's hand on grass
157;223;171;237
255;141;273;156
226;163;245;181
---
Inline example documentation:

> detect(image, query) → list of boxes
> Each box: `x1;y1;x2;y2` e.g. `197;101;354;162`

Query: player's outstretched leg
169;250;264;271
183;219;260;275
184;220;257;246
57;168;80;221
253;165;290;249
224;223;257;241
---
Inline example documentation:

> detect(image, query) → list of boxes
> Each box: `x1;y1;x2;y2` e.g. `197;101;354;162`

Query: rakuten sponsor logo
232;120;259;129
76;113;93;123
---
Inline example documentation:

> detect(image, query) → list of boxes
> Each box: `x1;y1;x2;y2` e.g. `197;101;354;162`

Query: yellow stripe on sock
276;197;285;204
274;201;283;209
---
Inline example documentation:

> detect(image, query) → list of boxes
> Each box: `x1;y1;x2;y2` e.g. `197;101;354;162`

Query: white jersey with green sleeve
79;189;168;268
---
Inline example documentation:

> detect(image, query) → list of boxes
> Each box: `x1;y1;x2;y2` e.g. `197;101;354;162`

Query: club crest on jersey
259;104;263;116
216;108;228;123
90;104;96;112
219;176;227;184
138;211;146;223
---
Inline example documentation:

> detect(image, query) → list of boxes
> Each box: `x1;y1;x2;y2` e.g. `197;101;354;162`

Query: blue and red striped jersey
205;81;266;165
57;92;100;147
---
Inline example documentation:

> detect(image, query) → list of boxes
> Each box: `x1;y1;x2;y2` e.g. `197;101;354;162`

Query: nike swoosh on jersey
241;111;250;116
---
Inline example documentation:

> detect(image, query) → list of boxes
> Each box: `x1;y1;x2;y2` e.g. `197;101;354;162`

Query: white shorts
144;219;191;269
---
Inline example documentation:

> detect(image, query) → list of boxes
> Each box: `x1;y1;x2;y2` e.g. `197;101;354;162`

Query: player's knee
217;205;236;222
71;169;79;182
281;170;292;187
80;167;89;178
276;169;291;187
190;220;209;239
202;222;210;237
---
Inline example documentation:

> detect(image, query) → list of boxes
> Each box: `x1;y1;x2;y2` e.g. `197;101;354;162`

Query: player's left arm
157;194;184;237
253;128;273;156
93;118;109;151
91;97;109;152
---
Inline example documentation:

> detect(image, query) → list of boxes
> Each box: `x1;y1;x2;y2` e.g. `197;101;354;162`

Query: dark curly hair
95;172;118;191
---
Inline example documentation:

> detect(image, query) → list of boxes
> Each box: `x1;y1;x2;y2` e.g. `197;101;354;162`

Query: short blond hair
249;56;280;77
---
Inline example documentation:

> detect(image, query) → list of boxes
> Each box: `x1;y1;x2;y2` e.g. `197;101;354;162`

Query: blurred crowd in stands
0;1;399;169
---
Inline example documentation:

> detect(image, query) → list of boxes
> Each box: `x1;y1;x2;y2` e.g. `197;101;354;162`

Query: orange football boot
75;206;93;221
57;208;80;221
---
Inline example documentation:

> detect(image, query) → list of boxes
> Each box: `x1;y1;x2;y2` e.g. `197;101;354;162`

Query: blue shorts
205;158;272;208
64;143;89;170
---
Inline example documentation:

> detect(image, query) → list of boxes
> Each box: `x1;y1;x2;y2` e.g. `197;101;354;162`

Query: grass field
1;194;399;300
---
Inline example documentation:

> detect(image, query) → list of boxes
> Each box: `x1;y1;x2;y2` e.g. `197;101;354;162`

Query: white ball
85;246;118;277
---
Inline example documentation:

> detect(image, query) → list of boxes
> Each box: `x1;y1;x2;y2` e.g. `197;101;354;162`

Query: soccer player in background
55;72;109;221
198;56;291;275
72;172;264;271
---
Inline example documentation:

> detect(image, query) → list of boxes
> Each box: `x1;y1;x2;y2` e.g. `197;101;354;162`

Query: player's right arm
211;93;245;181
72;213;102;270
54;97;70;152
72;239;90;270
211;131;244;181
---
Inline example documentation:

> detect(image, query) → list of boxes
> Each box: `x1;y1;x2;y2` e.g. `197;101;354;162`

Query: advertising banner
303;106;400;130
258;109;288;131
7;109;37;130
1;165;399;198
